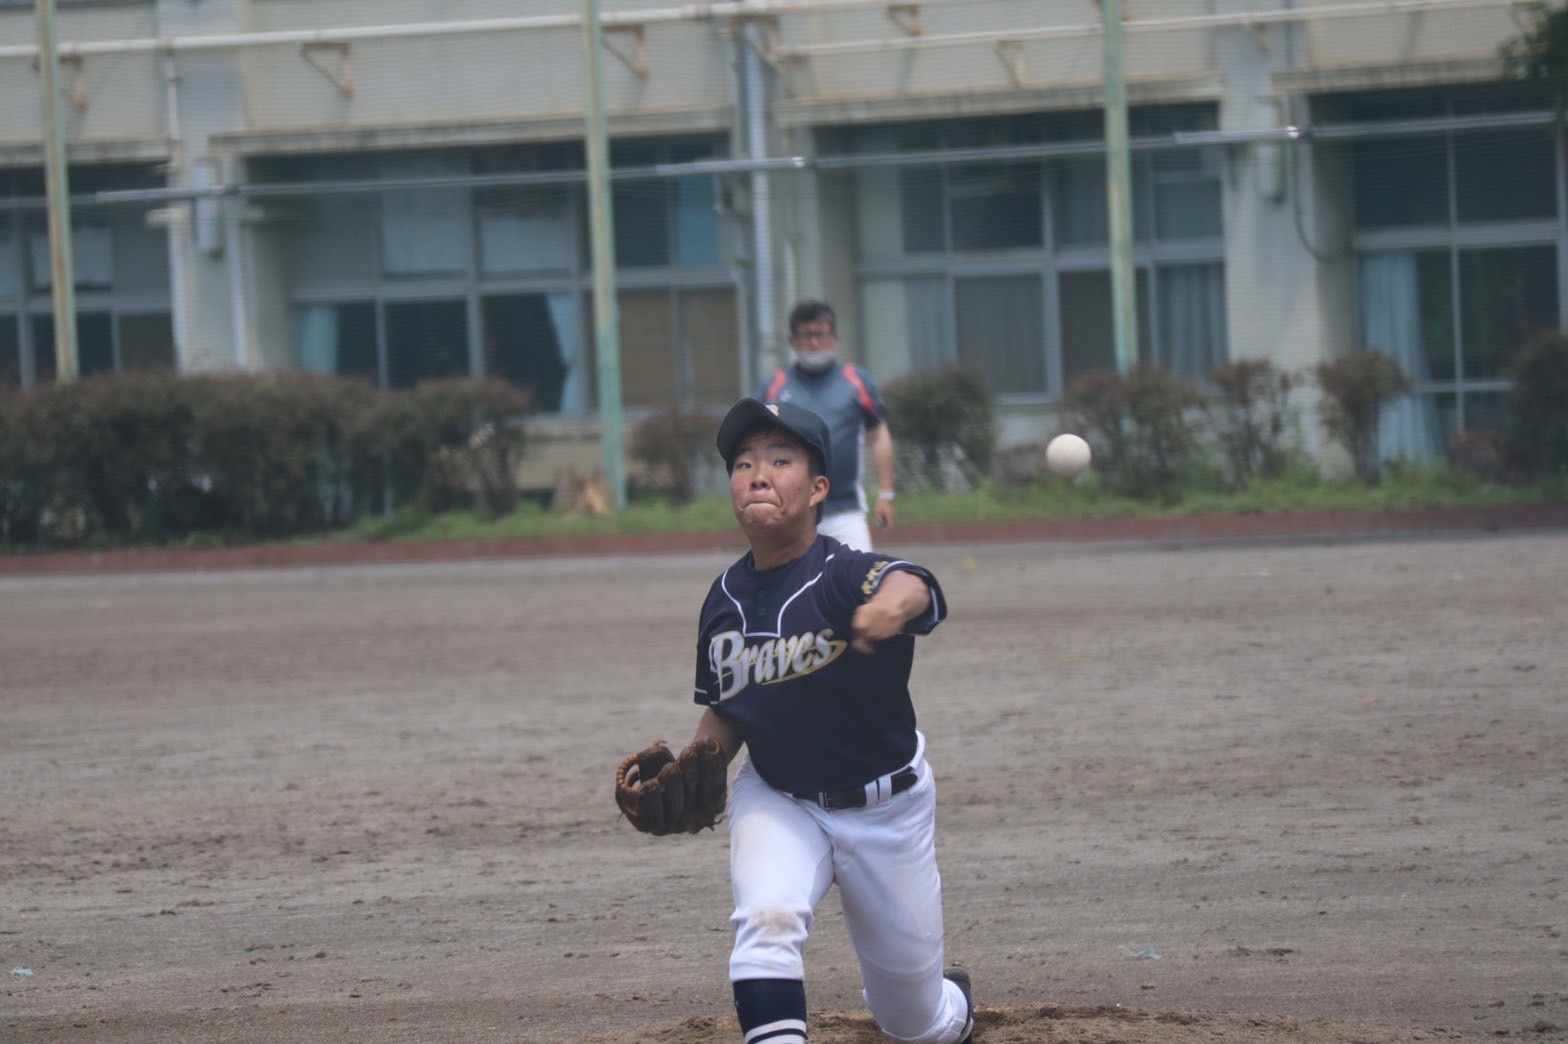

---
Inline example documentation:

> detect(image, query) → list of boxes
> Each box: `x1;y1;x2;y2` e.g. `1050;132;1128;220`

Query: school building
1;0;1561;474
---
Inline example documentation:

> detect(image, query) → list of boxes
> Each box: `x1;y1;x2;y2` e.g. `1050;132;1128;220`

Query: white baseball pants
817;508;875;552
726;743;970;1044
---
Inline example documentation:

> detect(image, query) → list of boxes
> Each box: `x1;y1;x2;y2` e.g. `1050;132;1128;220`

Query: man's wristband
877;489;896;501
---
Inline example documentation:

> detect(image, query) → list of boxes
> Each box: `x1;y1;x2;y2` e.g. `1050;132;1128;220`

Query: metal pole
582;0;627;511
35;0;78;382
742;21;778;380
1102;0;1137;375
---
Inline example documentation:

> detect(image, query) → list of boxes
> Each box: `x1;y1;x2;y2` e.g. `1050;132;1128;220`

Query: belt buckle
818;789;863;811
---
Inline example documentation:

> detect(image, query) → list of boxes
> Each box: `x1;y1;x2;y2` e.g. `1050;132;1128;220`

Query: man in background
757;300;896;551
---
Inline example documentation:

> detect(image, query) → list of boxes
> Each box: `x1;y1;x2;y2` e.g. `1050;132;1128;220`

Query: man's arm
869;420;896;532
849;568;931;654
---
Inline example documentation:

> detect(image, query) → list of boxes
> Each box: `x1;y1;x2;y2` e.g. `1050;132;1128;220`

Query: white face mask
795;349;836;373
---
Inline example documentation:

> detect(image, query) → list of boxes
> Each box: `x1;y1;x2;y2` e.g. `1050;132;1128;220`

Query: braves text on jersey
693;534;946;795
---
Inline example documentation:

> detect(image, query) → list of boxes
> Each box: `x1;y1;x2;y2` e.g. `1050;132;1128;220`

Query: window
1455;131;1556;223
1058;269;1151;384
901;164;1043;253
380;157;473;277
1350;89;1558;231
297;302;379;383
616;287;739;408
1156;264;1228;378
29;313;112;383
1359;246;1557;458
0;315;18;386
482;294;576;413
850;107;1224;397
117;313;176;373
384;299;470;389
1346;85;1563;460
682;287;740;405
478;186;576;275
23;312;167;380
0;220;18;303
1459;246;1557;380
954;275;1044;391
859;276;950;379
27;214;114;292
280;139;733;412
1055;108;1223;246
619;291;677;406
612;143;722;268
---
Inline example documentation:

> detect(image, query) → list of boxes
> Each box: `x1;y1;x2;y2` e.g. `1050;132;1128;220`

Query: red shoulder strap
764;368;789;400
841;363;877;415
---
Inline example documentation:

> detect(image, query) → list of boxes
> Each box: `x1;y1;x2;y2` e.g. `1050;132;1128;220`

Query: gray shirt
757;361;888;515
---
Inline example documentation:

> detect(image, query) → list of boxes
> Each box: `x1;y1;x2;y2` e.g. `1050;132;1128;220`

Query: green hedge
0;373;530;549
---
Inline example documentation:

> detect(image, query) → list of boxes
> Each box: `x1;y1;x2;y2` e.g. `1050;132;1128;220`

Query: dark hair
788;300;837;337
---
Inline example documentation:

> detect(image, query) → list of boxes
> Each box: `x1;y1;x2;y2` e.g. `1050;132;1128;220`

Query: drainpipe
225;203;249;370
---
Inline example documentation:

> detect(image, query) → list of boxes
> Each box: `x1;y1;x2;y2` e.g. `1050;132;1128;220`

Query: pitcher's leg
727;761;835;983
836;771;970;1043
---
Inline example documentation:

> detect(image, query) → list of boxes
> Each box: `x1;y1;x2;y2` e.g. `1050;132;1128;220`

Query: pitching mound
577;1005;1476;1043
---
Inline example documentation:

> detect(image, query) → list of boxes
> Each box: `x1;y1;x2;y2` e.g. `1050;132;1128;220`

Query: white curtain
1360;252;1439;461
549;293;584;416
1159;263;1227;378
674;177;718;265
906;275;951;373
297;304;339;375
478;190;575;274
380;157;472;276
954;275;1045;392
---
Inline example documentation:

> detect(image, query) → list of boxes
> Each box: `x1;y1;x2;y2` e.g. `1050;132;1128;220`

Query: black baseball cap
716;398;831;475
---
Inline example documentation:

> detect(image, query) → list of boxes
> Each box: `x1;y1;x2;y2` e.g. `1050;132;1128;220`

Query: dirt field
2;528;1564;1043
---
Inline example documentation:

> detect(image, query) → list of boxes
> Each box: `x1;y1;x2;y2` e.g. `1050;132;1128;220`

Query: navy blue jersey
693;535;946;795
758;363;888;516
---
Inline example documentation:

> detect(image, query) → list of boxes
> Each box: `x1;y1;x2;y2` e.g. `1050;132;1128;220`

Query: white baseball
1046;433;1092;478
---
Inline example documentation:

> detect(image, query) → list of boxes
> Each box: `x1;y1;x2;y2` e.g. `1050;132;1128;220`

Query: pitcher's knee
729;906;810;981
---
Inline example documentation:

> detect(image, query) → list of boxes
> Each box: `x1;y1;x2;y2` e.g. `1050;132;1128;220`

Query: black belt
792;767;918;811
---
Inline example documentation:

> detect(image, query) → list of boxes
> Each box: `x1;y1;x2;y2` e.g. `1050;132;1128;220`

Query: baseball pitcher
615;398;974;1044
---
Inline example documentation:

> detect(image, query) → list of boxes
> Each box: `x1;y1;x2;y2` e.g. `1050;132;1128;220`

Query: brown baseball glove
614;736;728;836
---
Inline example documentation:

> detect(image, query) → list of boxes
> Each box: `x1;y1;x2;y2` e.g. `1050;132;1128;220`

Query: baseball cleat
944;966;974;1043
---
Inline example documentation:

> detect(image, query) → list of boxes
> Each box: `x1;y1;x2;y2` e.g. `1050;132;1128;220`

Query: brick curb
3;502;1565;578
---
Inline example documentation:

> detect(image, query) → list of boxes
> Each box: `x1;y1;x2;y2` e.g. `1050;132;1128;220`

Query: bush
0;386;47;545
1061;365;1206;500
352;378;531;519
1502;333;1568;480
191;374;378;538
11;374;207;542
0;372;534;547
630;404;719;503
884;368;995;492
1313;350;1413;486
1208;357;1298;488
